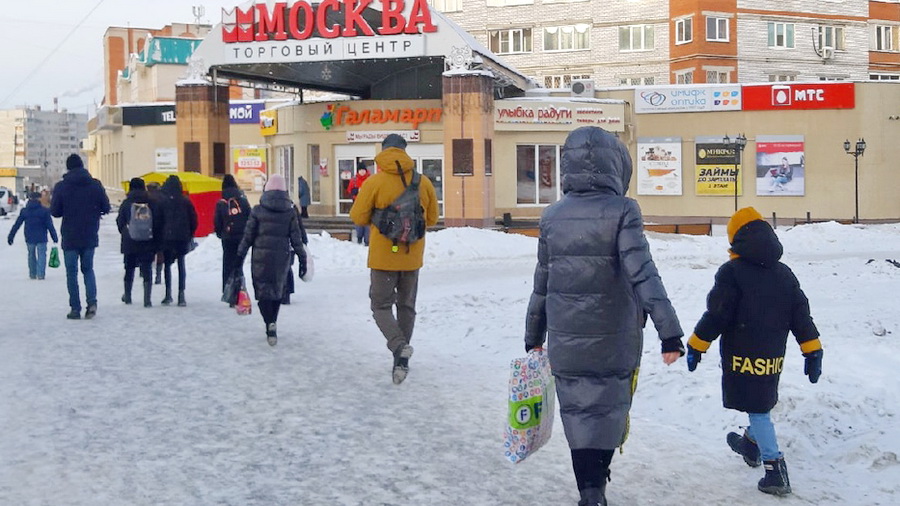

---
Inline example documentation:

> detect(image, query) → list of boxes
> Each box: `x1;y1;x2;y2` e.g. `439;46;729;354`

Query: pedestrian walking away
236;174;307;346
116;177;164;307
50;153;111;319
297;175;311;218
7;191;58;280
214;174;251;299
349;133;439;384
523;126;684;506
158;175;198;306
686;206;822;497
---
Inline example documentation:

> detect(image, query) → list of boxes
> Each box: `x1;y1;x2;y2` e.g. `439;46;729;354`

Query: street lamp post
843;138;866;223
723;133;748;212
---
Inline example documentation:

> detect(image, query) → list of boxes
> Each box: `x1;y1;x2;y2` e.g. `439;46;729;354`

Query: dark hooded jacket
690;210;820;413
116;188;163;255
524;126;683;449
214;185;251;240
236;189;305;301
49;167;111;250
158;176;198;254
9;198;58;244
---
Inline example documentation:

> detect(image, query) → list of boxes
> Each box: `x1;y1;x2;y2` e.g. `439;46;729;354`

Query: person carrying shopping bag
7;191;58;280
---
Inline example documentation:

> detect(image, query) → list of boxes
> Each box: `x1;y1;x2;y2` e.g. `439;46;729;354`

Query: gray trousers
369;269;419;355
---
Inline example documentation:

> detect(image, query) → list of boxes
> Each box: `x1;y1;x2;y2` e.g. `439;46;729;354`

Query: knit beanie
129;177;146;192
381;133;407;150
265;174;287;192
222;174;238;190
66;154;84;171
727;206;764;244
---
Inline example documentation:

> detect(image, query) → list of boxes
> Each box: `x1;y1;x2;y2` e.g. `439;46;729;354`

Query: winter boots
123;277;134;304
727;430;762;467
758;458;791;496
143;281;153;308
392;344;414;384
177;291;186;307
578;487;608;506
84;304;97;319
266;323;277;347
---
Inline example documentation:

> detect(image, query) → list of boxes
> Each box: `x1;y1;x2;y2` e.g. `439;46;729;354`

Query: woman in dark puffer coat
237;174;306;346
524;126;684;506
159;175;198;306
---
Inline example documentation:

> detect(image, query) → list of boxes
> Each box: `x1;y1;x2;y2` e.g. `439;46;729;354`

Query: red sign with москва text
741;83;855;111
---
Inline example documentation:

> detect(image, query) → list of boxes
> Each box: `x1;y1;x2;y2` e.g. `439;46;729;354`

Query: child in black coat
686;207;822;496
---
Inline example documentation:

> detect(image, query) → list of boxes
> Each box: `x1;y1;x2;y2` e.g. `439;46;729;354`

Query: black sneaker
727;430;762;467
84;304;97;319
66;309;81;320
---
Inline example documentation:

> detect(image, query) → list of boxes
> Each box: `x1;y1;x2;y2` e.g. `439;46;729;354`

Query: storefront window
517;144;560;205
308;144;321;202
275;145;294;196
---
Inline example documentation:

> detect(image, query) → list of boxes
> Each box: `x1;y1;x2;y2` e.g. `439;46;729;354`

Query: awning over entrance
191;0;536;99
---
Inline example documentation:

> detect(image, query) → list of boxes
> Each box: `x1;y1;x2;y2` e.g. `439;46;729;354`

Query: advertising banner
755;135;805;196
260;110;278;136
154;148;178;172
636;137;682;196
229;102;266;124
634;85;741;114
742;83;854;111
346;130;420;143
233;146;268;191
695;136;742;196
494;100;625;131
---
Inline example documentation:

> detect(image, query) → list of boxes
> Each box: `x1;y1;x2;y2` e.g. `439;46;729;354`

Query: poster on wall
154;148;177;172
755;135;805;196
232;146;268;191
695;136;742;196
637;137;682;195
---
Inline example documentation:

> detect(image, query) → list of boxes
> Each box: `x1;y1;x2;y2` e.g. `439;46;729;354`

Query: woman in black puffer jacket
237;174;306;346
524;126;684;506
159;175;198;306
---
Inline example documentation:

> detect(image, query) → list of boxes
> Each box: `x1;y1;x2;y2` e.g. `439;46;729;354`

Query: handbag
222;271;242;305
48;246;60;268
503;348;555;464
236;281;252;315
300;244;314;282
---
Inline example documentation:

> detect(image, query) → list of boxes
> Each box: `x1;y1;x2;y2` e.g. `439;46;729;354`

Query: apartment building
0;104;87;187
433;0;900;87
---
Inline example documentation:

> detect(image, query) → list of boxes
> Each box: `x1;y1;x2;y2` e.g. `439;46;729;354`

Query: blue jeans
64;248;97;311
26;242;47;279
354;225;369;245
747;412;782;461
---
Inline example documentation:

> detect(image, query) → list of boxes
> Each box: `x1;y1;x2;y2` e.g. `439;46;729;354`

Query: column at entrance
175;82;229;176
441;73;495;228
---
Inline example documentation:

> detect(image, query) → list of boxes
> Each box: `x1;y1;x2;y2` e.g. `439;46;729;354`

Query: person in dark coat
686;206;822;497
7;192;58;280
116;177;164;307
214;174;251;296
237;174;306;347
297;175;311;218
50;154;111;319
158;175;198;306
524;126;684;506
146;182;165;285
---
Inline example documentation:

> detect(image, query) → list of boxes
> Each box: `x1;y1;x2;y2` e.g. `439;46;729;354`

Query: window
618;76;656;86
544;24;591;51
706;16;728;42
213;142;226;175
817;25;845;51
517;145;560;205
675;18;692;44
275;145;294;195
184;142;200;172
769;74;797;82
675;71;693;84
308;144;321;202
767;22;795;48
543;73;591;88
706;70;729;83
428;0;462;11
489;28;532;54
818;76;846;81
619;25;654;51
876;26;897;52
871;73;900;81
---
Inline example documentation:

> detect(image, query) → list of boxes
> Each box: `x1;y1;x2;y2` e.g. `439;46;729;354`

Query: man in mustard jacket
350;134;439;384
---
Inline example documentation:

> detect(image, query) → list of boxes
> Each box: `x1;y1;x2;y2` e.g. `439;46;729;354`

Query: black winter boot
727;430;762;467
177;291;186;307
122;276;133;304
758;458;791;496
143;281;152;307
154;263;162;284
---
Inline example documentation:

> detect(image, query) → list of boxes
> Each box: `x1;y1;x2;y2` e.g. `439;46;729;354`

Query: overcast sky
0;0;242;115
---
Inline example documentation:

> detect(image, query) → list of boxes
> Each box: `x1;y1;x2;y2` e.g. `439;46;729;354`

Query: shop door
335;145;375;215
406;144;444;217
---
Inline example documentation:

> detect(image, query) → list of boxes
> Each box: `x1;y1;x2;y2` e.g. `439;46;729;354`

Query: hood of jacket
728;208;783;266
25;199;42;210
222;186;244;201
260;189;294;212
126;189;151;203
561;126;632;196
62;167;95;186
374;147;415;176
161;176;183;197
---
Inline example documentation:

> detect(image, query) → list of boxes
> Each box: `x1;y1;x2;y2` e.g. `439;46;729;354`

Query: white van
0;187;17;216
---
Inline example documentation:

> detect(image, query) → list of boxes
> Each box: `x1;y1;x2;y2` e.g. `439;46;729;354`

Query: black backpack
222;197;247;236
372;165;426;253
127;202;154;241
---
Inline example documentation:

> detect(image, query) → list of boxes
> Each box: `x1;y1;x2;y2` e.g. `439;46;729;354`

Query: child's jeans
26;242;47;279
747;412;782;461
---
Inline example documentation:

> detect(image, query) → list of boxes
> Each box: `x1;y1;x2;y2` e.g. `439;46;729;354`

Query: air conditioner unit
822;46;834;60
570;79;595;98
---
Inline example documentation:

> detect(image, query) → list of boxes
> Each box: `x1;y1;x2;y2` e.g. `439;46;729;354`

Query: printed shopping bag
503;348;555;464
300;245;314;282
48;246;60;269
236;282;252;315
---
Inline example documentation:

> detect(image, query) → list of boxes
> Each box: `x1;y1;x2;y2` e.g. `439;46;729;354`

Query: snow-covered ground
1;212;898;505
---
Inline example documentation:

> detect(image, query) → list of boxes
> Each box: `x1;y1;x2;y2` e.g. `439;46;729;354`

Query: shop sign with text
635;85;741;114
260;110;278;136
346;130;420;143
322;105;442;130
494;100;625;132
229;102;266;124
695;136;744;196
742;83;855;111
221;0;435;64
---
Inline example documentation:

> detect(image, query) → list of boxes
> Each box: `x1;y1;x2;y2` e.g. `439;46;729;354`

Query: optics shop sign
494;100;625;132
742;83;855;111
634;85;742;114
221;0;436;64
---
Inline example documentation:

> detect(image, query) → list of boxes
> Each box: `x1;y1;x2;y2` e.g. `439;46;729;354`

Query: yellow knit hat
727;207;764;244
